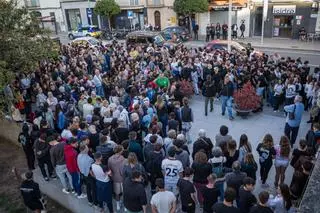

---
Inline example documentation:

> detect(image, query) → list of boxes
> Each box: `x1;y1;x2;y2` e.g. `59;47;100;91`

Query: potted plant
179;80;194;98
233;82;261;118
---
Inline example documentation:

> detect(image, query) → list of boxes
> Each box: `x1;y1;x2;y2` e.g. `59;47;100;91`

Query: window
153;0;161;5
130;0;139;5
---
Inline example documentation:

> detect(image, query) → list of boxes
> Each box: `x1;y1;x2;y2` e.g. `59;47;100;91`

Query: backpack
212;159;225;179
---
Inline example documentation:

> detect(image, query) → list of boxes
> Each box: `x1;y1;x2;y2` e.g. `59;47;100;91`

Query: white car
71;37;102;48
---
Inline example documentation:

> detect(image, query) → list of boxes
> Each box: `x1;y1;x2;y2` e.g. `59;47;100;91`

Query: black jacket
34;139;50;159
203;80;216;97
20;180;43;210
192;137;213;159
221;82;234;97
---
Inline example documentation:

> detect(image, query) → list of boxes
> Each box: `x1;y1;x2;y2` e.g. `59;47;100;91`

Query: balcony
25;0;40;8
147;0;167;7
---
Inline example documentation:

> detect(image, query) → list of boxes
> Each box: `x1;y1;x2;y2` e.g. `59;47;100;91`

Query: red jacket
64;144;79;173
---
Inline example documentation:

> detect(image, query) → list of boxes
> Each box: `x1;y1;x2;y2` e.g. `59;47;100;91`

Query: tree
0;0;57;115
173;0;208;32
94;0;121;30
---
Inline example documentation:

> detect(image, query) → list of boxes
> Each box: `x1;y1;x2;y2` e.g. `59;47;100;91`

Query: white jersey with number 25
161;158;183;184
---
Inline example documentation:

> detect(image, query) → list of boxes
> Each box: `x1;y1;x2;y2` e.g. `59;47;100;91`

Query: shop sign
273;5;296;14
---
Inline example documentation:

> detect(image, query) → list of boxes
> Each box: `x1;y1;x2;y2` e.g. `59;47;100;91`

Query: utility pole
227;0;232;52
261;0;268;44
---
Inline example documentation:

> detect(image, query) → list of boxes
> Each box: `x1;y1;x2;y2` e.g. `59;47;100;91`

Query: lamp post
227;0;232;52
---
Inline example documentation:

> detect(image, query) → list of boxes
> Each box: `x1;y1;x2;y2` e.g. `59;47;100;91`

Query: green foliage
173;0;209;15
0;0;57;88
94;0;121;19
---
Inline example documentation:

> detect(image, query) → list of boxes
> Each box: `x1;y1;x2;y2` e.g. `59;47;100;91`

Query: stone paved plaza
33;96;310;212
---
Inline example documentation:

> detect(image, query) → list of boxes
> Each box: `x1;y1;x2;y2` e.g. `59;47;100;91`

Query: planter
234;107;252;119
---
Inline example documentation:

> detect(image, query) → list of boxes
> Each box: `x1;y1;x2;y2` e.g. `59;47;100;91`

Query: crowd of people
8;35;319;213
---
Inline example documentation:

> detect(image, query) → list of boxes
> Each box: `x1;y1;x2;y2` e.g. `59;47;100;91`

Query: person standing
150;178;176;213
192;129;214;160
18;123;35;170
284;95;304;147
225;161;247;206
193;23;199;40
50;134;73;194
222;23;228;40
232;24;238;40
268;184;294;213
240;21;245;39
249;191;273;213
34;133;55;181
91;152;114;212
256;134;276;187
212;187;240;213
181;98;193;144
203;75;216;116
77;144;97;206
274;136;291;188
20;171;45;213
220;76;234;120
201;174;221;213
64;138;86;198
216;23;221;39
108;145;126;211
177;167;197;213
162;147;184;195
123;171;148;213
206;24;211;42
210;23;215;40
238;177;257;213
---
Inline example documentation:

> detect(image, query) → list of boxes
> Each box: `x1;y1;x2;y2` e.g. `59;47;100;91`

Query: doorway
254;7;262;36
154;11;161;29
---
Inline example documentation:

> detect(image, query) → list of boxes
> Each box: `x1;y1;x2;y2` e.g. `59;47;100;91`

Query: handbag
289;104;296;120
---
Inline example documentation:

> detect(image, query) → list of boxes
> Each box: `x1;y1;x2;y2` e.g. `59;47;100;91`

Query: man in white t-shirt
151;178;176;213
161;147;183;195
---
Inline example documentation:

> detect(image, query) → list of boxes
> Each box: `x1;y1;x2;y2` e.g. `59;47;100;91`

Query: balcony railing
147;0;164;7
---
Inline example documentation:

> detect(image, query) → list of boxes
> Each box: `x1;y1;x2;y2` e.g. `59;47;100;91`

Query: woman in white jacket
268;184;295;213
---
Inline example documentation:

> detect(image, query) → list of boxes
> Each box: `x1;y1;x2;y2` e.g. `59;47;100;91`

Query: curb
251;45;320;53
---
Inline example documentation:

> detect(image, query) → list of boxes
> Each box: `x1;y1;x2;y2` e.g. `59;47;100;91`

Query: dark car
126;31;165;48
161;26;191;42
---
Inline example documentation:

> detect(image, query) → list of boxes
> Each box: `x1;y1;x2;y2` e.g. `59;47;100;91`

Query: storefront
258;2;317;39
272;5;296;37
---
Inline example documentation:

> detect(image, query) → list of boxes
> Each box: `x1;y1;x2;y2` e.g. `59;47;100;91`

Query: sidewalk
242;37;320;52
197;34;320;52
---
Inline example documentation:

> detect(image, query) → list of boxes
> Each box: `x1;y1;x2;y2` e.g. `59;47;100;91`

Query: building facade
24;0;66;32
250;0;319;38
146;0;177;30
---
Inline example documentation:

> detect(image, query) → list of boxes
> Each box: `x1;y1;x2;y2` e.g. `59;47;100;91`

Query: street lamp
261;0;269;44
227;0;232;52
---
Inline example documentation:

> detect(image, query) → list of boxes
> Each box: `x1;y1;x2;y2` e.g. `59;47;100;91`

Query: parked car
206;40;263;56
161;26;191;42
71;37;102;48
68;25;102;40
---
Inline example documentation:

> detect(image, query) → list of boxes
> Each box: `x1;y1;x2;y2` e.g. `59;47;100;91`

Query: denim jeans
70;172;82;196
96;86;105;98
284;123;300;147
221;95;233;118
55;164;73;190
215;181;224;202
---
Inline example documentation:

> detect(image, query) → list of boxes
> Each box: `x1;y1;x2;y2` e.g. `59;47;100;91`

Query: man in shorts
161;147;183;195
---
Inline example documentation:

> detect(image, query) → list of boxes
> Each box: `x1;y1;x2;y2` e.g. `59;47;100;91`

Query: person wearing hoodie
64;138;87;199
33;133;55;181
18;123;35;170
108;145;126;211
49;134;73;194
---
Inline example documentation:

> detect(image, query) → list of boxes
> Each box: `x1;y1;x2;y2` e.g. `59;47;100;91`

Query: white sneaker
62;188;70;194
124;208;128;212
77;194;87;199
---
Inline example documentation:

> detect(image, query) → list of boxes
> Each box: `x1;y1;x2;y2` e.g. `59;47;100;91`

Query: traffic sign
127;10;133;19
87;8;92;18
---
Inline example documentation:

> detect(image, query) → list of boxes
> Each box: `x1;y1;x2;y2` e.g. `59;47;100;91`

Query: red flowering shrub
234;82;260;110
179;80;194;97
